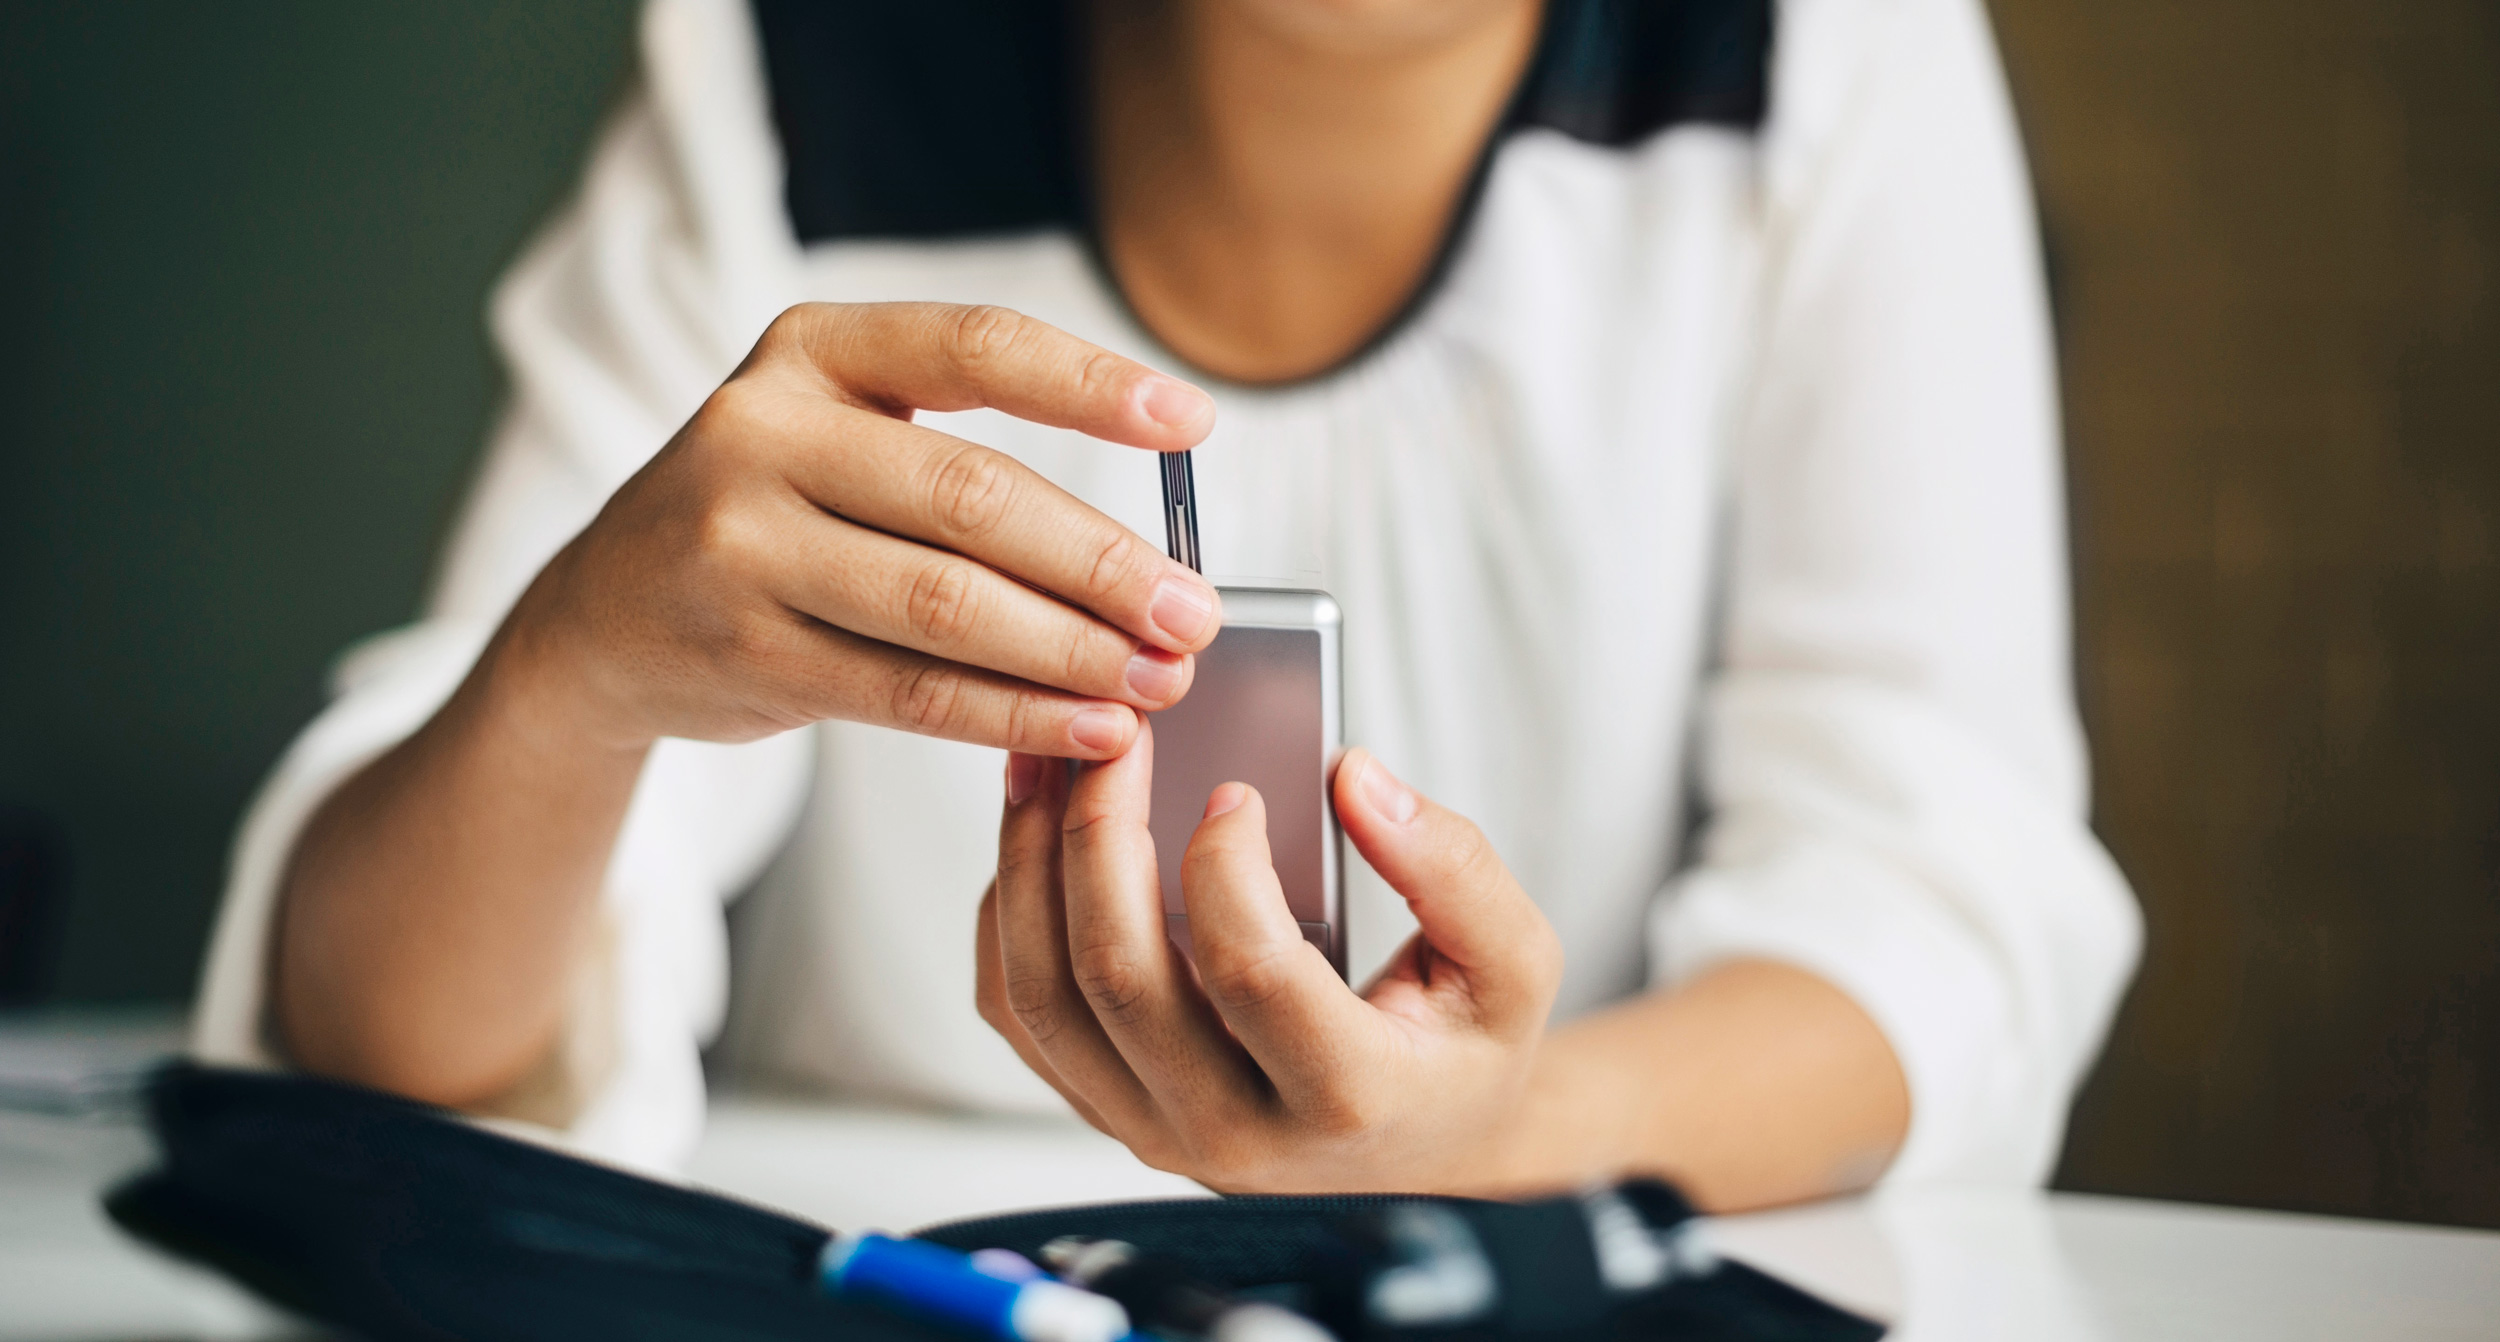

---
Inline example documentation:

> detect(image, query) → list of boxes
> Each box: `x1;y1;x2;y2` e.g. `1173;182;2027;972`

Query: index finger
1055;725;1263;1117
1178;784;1380;1115
751;304;1225;654
755;395;1221;655
773;302;1214;451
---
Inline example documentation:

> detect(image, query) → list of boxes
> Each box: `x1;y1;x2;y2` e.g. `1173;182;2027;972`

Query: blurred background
1;1;2493;1228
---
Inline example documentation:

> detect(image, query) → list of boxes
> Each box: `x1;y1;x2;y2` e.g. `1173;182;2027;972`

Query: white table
697;1100;2500;1341
5;1032;2498;1340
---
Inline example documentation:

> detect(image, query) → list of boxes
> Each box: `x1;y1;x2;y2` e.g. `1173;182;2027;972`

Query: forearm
1479;959;1910;1212
272;609;649;1108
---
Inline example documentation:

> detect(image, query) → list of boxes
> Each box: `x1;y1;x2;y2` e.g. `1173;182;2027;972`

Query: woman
195;0;2140;1209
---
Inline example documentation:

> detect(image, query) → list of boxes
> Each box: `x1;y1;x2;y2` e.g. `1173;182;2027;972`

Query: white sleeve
1647;0;2142;1186
191;0;811;1172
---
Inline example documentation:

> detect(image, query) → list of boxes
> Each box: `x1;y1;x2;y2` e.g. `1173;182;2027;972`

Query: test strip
1159;450;1201;574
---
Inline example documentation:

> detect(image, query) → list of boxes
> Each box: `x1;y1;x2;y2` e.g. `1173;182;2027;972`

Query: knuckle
753;305;805;356
1443;817;1501;886
1069;939;1151;1026
688;383;770;466
1080;527;1156;609
688;379;809;476
902;559;983;650
1178;831;1249;892
1061;626;1105;692
1002;972;1070;1046
1311;1080;1390;1139
755;303;805;344
999;691;1050;753
1128;1132;1193;1178
755;303;835;366
1059;811;1125;865
926;444;1021;540
767;301;821;339
689;500;769;580
890;661;967;736
696;376;761;429
945;304;1028;369
1188;1131;1265;1190
1072;349;1129;404
995;832;1049;891
717;607;788;671
1197;943;1293;1016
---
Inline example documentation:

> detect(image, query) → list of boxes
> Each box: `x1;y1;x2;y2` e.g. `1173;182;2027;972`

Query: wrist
474;564;660;762
1468;1043;1636;1196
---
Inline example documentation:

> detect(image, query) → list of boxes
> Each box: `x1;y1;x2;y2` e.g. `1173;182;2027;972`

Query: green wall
0;3;641;1000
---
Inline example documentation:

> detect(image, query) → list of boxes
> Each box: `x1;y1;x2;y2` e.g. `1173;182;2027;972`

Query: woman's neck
1087;0;1544;385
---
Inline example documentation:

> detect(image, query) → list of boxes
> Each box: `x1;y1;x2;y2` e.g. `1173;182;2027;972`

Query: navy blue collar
752;0;1771;245
750;0;1770;382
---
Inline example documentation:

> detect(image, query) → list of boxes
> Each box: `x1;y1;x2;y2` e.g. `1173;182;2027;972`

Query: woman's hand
272;301;1217;1104
500;301;1222;757
975;730;1563;1193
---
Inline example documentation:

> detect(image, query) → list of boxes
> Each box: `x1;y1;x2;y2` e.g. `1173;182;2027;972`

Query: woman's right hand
497;301;1222;758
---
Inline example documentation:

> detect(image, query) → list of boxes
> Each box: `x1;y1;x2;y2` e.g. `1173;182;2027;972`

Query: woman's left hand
976;727;1563;1193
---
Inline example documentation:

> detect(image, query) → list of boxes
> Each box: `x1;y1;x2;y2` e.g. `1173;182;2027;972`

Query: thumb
1333;749;1561;1022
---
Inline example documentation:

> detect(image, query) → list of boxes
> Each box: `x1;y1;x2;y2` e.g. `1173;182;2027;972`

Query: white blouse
194;0;2140;1187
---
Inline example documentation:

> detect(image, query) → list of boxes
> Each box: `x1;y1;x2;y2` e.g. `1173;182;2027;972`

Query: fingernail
1005;752;1045;804
1204;781;1248;819
1070;706;1129;754
1138;376;1212;429
1150;577;1218;645
1358;755;1419;824
1125;647;1185;703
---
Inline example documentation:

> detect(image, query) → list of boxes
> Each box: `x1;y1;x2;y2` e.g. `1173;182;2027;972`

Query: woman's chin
1205;0;1538;59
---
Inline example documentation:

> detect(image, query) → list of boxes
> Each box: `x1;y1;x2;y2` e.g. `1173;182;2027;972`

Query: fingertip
1331;747;1369;813
1068;704;1136;758
1338;748;1419;828
1124;645;1192;708
1188;783;1267;861
998;752;1069;865
1134;374;1215;441
1185;785;1272;894
1181;785;1296;944
1005;751;1047;805
1148;577;1221;652
1203;780;1251;820
1063;712;1155;830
